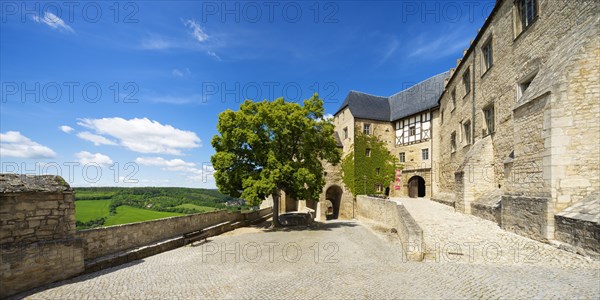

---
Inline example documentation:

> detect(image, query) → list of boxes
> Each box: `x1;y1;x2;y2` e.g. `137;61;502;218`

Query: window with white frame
363;124;371;135
399;152;405;163
422;148;429;160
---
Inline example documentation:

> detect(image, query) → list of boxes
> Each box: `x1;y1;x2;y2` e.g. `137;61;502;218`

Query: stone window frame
422;148;429;160
343;127;348;139
482;104;495;136
365;148;372;157
481;36;494;75
450;88;457;112
399;152;406;163
363;123;371;135
462;67;471;98
513;0;539;39
450;131;457;153
516;70;538;102
375;184;384;193
462;120;472;146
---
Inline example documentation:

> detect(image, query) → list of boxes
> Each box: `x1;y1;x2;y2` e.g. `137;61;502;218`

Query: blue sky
0;0;494;188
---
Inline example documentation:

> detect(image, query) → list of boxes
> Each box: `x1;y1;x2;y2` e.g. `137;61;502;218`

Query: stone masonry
0;174;84;298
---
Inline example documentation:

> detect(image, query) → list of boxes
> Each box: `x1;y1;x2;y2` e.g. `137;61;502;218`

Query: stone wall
356;195;423;261
1;174;84;298
1;174;273;297
434;0;599;246
554;194;600;258
77;210;242;260
501;195;551;241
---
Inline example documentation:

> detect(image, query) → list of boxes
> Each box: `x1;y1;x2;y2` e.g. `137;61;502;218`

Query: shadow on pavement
10;259;145;300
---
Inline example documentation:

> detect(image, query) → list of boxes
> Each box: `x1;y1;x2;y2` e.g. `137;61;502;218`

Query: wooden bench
183;230;208;245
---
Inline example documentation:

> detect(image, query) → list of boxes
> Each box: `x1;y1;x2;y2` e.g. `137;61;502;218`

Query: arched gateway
325;185;343;220
408;176;426;198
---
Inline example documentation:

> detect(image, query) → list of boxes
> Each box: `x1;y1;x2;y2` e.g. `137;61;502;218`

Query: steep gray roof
335;91;389;121
335;72;449;122
389;72;449;120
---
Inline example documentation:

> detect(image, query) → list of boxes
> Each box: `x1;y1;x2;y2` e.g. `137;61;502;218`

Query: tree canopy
211;94;341;225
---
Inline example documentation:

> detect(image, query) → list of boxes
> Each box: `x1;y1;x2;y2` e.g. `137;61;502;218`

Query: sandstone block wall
356;195;423;261
0;174;84;298
78;209;261;260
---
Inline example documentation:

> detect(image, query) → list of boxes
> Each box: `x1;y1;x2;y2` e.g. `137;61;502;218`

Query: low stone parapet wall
356;195;424;261
77;210;239;260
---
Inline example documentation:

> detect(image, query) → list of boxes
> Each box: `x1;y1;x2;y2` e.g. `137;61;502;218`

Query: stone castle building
277;0;599;255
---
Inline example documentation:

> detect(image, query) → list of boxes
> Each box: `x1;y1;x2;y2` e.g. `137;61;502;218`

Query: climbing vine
341;130;400;197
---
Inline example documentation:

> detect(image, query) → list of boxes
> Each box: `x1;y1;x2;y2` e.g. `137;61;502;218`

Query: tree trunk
272;191;282;228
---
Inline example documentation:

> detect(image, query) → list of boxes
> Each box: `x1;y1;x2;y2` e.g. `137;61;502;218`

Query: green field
103;206;184;226
174;203;219;212
73;187;244;229
75;200;111;222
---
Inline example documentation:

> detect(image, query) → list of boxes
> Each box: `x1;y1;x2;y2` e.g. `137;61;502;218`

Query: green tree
211;94;341;227
341;131;399;197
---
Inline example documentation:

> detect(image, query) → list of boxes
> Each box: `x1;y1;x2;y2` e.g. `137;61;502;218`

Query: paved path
19;218;599;299
393;197;599;269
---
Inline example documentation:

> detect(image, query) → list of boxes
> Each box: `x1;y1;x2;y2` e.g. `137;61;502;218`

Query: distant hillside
74;187;246;229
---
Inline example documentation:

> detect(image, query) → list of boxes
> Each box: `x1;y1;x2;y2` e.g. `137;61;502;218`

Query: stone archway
325;185;343;220
408;176;426;198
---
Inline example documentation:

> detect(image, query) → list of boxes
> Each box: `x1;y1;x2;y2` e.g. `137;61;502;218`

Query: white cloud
60;125;75;133
184;19;209;42
136;156;214;183
77;131;117;146
135;156;200;174
172;68;191;77
207;51;222;61
140;36;174;50
75;151;113;167
32;12;74;33
77;117;201;155
0;131;56;158
323;113;334;120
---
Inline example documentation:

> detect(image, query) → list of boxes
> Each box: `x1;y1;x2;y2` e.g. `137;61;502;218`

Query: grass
175;203;220;212
103;206;185;226
75;200;111;222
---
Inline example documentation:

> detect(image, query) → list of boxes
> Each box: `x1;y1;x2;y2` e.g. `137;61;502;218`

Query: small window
363;124;371;135
463;120;471;145
365;148;371;157
376;184;384;193
451;88;456;110
482;38;493;72
463;68;471;95
441;109;444;124
483;106;495;135
451;132;457;152
399;152;405;163
343;127;348;139
517;73;537;101
515;0;538;35
409;126;416;136
376;167;380;175
422;148;429;160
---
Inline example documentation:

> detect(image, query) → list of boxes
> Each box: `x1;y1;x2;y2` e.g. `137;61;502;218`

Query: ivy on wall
341;130;400;197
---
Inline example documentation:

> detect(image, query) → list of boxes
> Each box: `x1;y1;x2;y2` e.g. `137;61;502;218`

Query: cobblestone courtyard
19;200;600;299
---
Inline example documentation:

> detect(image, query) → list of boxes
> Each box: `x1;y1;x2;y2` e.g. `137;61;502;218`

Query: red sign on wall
394;169;402;190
